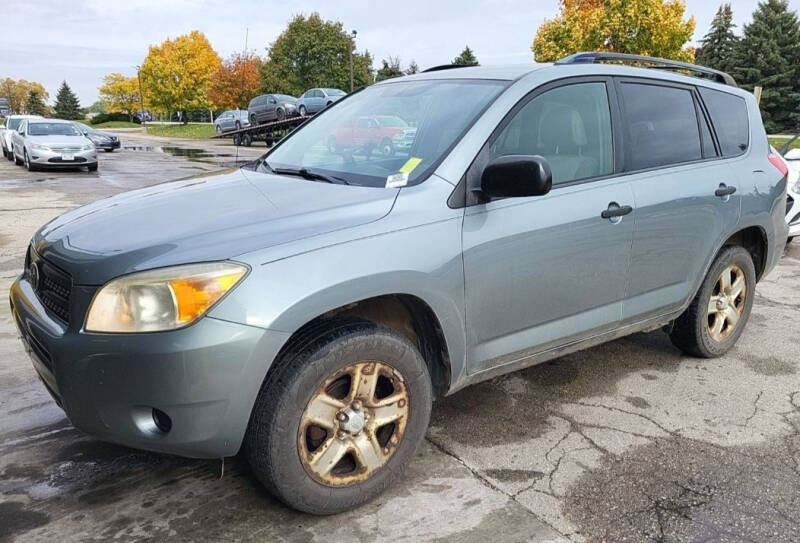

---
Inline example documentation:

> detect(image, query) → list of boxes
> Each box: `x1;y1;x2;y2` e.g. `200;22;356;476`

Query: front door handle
601;204;633;219
715;184;737;197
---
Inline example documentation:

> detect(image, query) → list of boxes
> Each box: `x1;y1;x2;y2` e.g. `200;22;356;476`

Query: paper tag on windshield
385;172;409;188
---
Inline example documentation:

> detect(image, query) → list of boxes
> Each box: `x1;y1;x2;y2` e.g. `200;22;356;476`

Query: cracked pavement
1;130;799;542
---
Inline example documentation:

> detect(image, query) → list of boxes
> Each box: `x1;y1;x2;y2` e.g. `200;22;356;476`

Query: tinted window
490;82;614;185
620;83;701;171
699;87;749;156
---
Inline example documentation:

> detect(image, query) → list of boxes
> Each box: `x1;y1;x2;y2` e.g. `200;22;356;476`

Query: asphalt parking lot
1;130;799;542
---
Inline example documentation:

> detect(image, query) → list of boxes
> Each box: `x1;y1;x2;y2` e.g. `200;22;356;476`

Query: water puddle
122;145;249;167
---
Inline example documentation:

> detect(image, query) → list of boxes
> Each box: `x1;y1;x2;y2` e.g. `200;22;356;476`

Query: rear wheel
250;114;257;127
669;246;755;357
241;133;252;147
299;105;307;116
245;320;432;514
14;148;23;166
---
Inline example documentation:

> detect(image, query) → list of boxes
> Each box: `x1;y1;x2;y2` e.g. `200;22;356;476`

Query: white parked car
2;115;42;160
11;119;98;172
776;137;800;242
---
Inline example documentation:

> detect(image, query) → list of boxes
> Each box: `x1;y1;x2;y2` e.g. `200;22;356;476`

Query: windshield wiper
269;165;350;185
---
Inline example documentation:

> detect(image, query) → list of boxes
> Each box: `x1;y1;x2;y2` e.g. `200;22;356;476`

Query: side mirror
480;155;552;198
785;148;800;160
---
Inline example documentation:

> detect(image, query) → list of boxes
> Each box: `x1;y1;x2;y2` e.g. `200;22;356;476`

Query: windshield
7;118;23;130
274;94;296;102
326;89;346;96
28;123;81;136
263;79;506;187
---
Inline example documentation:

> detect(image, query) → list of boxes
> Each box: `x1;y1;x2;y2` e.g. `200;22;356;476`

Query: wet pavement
1;131;799;542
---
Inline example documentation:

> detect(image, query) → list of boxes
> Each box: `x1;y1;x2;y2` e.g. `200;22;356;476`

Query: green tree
452;46;479;66
533;0;696;62
375;56;404;81
25;90;48;115
731;0;800;132
697;4;739;73
140;30;221;121
405;60;420;75
260;13;373;96
85;100;106;115
53;81;82;119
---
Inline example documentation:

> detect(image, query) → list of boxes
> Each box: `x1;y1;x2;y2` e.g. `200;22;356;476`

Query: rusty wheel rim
707;264;746;342
298;361;409;486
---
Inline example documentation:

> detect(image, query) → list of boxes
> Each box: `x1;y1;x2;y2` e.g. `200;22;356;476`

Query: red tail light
768;151;789;178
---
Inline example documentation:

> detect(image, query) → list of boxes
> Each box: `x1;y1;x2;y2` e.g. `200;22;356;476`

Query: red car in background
327;115;415;156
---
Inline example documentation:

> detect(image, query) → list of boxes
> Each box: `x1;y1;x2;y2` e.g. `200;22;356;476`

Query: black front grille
47;157;87;163
28;247;72;324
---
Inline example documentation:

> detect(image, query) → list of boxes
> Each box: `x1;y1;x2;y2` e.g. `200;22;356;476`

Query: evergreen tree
25;89;47;116
53;81;81;119
731;0;800;132
405;60;420;75
696;4;739;73
452;46;479;66
375;56;404;82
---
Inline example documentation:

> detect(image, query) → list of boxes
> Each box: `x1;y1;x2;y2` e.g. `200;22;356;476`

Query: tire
88;163;98;172
299;105;307;116
326;101;333;108
241;133;252;147
245;319;432;515
379;138;394;157
24;150;35;171
276;108;285;121
788;236;794;244
669;245;755;358
14;148;23;166
250;114;258;127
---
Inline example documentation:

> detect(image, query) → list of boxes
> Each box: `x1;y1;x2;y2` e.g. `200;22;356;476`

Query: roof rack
555;52;737;87
422;64;469;73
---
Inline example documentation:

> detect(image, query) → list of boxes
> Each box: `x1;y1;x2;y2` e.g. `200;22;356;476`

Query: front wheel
24;150;35;171
245;320;432;514
299;105;307;116
88;163;98;172
669;246;755;357
276;108;285;121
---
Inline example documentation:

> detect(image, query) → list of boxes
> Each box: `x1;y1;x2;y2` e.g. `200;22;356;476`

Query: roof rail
422;64;468;73
555;52;737;87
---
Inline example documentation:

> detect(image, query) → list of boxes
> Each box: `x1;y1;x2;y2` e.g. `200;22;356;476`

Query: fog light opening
152;408;172;433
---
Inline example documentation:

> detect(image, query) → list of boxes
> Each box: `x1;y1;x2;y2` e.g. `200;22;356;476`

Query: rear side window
699;87;749;157
620;83;702;171
490;82;614;185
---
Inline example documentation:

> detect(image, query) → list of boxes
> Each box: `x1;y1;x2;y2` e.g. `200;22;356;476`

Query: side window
699;87;749;157
490;82;613;185
620;83;702;171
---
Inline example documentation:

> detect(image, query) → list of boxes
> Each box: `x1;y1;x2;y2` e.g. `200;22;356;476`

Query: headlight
89;135;108;143
85;262;248;333
29;143;51;151
82;144;95;150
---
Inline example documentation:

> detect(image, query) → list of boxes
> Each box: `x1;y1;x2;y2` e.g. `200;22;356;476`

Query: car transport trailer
210;115;310;147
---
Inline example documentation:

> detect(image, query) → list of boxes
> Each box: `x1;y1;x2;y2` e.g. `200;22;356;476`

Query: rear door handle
715;184;737;197
601;205;633;219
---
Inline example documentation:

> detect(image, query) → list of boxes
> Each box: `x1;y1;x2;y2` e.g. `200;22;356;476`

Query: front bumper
92;139;121;151
10;274;289;458
28;146;97;167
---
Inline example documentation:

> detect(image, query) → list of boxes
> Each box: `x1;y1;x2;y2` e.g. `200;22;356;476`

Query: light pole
349;30;357;92
135;65;146;126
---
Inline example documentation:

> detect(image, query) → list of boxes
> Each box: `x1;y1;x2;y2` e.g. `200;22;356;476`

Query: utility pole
349;30;358;92
135;65;146;126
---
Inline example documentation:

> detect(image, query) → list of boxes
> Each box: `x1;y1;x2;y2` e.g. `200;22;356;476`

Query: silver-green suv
11;53;788;514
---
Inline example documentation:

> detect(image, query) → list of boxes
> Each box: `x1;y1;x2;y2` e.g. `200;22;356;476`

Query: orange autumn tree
533;0;696;62
209;52;262;111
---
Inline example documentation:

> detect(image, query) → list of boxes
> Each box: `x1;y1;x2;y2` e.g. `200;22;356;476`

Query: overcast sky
2;0;797;105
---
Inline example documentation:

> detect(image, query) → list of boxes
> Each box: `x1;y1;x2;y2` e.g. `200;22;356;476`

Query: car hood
34;168;399;285
28;135;91;147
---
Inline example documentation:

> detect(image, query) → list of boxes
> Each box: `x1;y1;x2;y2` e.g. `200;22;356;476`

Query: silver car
3;114;42;160
214;109;250;133
11;119;97;172
297;88;346;115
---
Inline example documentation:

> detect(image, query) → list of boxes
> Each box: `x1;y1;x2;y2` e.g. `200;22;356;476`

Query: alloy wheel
298;360;409;486
707;264;746;342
